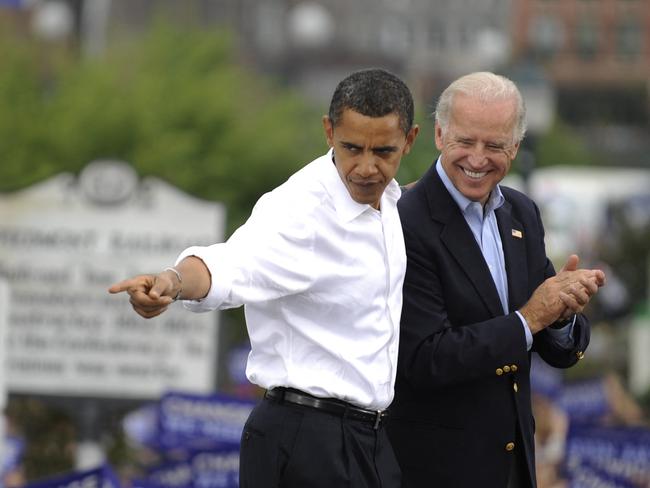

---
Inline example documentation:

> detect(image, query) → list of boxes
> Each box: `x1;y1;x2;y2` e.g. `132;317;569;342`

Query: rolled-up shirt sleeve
175;243;234;312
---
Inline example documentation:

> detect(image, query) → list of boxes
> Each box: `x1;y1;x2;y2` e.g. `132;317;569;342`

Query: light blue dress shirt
436;159;574;350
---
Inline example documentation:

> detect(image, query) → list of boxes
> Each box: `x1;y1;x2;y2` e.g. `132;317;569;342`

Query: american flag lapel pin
511;229;523;238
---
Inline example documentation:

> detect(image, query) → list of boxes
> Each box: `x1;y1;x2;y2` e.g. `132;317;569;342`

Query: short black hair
328;68;414;135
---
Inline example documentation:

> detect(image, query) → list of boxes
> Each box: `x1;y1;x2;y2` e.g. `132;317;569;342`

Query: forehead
448;94;517;140
333;109;403;138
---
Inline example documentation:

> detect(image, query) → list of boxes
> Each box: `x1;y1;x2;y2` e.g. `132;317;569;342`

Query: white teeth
463;168;486;179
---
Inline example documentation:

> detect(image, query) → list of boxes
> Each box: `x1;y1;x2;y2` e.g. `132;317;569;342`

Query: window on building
576;19;599;60
458;23;475;49
529;14;565;59
379;16;412;55
255;2;285;54
617;17;642;61
428;21;446;51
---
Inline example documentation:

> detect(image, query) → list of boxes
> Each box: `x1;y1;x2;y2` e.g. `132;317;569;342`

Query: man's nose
467;144;487;166
357;154;379;177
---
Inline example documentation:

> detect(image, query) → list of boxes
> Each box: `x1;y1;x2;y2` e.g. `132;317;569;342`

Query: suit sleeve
530;202;591;368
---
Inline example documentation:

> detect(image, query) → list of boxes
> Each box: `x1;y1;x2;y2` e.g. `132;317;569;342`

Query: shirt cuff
515;311;534;351
545;315;576;348
175;244;233;312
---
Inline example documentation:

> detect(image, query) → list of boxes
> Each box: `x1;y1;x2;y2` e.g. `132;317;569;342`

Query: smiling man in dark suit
387;72;606;488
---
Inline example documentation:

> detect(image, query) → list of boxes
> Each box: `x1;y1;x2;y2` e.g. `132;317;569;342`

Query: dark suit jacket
387;164;590;488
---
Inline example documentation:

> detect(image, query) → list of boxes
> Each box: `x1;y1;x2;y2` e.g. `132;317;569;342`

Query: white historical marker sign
0;161;226;399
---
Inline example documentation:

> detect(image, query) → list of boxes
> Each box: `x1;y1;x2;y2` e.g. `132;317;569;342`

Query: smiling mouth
462;168;487;179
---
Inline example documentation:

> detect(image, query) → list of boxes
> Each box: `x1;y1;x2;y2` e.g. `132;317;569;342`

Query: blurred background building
5;0;649;162
512;0;650;167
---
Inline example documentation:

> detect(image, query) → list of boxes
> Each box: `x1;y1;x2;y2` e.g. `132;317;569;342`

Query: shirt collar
435;157;504;214
323;148;401;222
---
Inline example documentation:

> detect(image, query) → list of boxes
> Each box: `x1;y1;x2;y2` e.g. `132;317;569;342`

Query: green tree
535;119;601;168
0;22;325;234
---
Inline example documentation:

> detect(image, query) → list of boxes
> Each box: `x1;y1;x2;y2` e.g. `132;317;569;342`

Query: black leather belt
265;387;389;430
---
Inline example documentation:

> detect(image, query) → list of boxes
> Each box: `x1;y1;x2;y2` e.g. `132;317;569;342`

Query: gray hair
434;72;527;143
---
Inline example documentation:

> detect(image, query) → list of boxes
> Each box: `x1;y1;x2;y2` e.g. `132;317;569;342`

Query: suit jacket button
496;368;504;376
513;382;518;393
511;364;518;372
505;442;515;452
576;351;585;360
503;365;511;373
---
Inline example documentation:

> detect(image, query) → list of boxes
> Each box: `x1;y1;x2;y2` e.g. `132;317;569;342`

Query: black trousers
239;395;401;488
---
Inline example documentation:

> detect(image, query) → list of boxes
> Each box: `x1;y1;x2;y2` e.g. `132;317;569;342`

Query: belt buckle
373;410;382;430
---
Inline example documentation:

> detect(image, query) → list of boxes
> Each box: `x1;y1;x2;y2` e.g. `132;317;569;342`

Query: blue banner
190;449;239;488
0;0;23;8
139;447;239;488
157;391;255;451
565;425;650;486
144;460;193;488
2;435;25;477
123;402;160;449
558;378;611;425
23;464;120;488
568;460;638;488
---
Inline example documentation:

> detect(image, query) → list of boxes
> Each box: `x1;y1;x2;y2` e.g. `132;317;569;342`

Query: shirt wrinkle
176;151;406;410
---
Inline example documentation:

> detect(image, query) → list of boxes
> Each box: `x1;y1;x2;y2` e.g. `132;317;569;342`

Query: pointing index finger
108;279;137;294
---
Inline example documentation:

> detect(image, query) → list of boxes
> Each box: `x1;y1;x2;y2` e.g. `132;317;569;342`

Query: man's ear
322;115;334;147
403;124;420;155
434;122;444;151
508;141;521;161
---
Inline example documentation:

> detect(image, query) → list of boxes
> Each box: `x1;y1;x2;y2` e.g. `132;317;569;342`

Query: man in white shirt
109;68;420;488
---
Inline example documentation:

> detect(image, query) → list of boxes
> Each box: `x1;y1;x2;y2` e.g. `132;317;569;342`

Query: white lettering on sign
0;161;226;398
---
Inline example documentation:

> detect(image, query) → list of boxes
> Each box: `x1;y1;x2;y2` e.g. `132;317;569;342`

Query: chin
354;195;377;206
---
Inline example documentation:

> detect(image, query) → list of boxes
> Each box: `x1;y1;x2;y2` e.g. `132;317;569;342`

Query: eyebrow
341;141;399;152
455;136;509;148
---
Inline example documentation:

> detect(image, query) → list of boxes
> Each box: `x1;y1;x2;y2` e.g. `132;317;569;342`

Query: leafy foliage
535;119;602;167
0;23;325;234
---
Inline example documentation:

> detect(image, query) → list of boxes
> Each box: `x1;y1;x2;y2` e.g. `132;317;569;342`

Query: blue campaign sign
143;461;193;488
139;447;239;488
123;402;160;449
565;425;650;486
568;458;639;488
157;391;256;450
2;435;25;476
557;378;610;425
23;464;120;488
0;0;23;8
191;449;239;488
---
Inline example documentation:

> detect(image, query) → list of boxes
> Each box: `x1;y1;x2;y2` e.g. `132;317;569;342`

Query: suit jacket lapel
423;166;504;318
496;199;529;312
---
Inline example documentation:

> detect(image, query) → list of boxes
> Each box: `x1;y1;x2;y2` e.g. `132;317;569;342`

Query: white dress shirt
177;151;406;410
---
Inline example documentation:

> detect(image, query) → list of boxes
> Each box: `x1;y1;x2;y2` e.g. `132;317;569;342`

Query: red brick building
512;0;650;125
